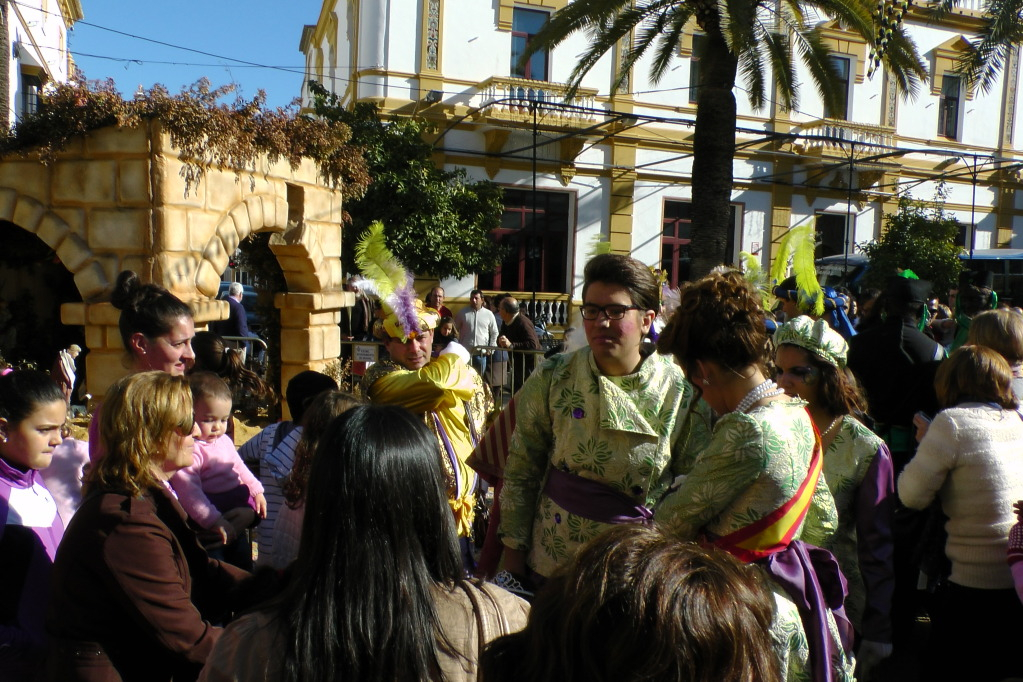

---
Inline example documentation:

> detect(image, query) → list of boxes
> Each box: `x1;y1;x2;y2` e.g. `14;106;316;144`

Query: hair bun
110;270;143;312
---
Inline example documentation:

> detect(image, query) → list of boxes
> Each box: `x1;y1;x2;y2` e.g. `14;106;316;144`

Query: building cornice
58;0;84;26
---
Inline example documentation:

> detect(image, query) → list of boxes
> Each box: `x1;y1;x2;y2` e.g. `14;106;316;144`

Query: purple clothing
854;446;896;643
0;456;64;678
169;436;263;529
39;437;90;528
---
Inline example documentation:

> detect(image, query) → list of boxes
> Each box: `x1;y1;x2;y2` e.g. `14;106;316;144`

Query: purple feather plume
393;274;420;338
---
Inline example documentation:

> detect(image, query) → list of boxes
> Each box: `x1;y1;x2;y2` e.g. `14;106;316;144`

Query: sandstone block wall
1;121;347;402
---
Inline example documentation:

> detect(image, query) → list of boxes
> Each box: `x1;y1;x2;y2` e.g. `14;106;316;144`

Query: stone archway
0;121;348;400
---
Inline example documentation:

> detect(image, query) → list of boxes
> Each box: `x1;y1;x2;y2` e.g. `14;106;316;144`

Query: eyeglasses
580;304;642;321
774;365;820;384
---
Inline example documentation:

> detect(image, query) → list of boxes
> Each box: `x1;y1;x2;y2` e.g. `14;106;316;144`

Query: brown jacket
45;485;250;682
198;581;529;681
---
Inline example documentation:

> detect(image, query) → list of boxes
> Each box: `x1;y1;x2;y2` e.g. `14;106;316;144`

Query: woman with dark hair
899;345;1023;682
191;331;275;406
199;404;529;682
774;316;895;675
0;370;66;679
481;524;781;682
47;371;251;682
88;270;196;461
655;271;852;682
271;390;361;570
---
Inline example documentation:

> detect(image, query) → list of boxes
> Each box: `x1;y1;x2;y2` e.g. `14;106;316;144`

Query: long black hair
277;403;465;681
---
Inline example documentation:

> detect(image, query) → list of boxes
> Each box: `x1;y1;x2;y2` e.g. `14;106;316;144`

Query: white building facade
1;0;83;129
299;0;1023;312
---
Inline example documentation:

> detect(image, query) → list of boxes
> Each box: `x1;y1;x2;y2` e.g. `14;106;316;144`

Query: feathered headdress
770;222;825;317
355;221;438;342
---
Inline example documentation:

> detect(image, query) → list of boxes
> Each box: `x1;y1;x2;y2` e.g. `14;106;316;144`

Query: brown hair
935;345;1017;410
282;390;361;508
109;270;193;365
87;372;193;497
658;271;769;376
967;309;1023;366
481;524;781;682
190;331;276;402
188;371;232;404
582;254;660;313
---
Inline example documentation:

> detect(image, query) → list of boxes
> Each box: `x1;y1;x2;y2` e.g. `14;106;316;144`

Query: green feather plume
355;221;405;305
771;222;825;317
739;251;773;310
587;236;613;261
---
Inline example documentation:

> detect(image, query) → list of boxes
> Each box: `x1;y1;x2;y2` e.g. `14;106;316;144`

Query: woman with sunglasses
46;372;251;682
774;316;896;677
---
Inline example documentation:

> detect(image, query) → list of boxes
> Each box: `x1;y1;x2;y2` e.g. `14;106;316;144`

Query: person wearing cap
773;275;857;339
361;299;491;568
846;273;944;653
775;316;896;678
950;269;998;351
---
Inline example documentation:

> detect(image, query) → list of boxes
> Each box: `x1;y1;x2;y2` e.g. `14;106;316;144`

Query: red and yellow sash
713;411;824;563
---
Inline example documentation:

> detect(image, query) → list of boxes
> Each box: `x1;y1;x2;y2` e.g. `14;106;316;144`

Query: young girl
0;369;66;679
433;316;457;354
170;372;266;567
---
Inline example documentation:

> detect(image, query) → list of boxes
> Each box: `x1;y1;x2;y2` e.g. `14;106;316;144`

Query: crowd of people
4;258;1023;682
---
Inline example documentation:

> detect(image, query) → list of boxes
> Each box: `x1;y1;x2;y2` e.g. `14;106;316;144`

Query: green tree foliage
861;193;963;296
308;82;505;280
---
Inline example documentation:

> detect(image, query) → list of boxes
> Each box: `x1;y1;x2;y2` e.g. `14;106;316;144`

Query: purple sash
762;540;854;682
543;466;653;525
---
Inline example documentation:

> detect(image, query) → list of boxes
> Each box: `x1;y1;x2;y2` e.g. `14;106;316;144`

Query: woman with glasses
46;372;251;682
655;271;854;682
774;316;895;676
498;254;710;591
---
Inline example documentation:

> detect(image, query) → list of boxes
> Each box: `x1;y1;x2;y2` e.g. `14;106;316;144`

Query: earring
702;378;710;386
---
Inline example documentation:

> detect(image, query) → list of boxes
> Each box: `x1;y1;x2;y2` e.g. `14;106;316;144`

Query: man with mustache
361;300;491;569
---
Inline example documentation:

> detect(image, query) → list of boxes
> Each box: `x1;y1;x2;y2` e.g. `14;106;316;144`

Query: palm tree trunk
690;31;738;279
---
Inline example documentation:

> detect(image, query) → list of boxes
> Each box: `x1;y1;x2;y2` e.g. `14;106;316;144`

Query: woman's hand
912;412;931;443
213;517;237;545
253;493;267;519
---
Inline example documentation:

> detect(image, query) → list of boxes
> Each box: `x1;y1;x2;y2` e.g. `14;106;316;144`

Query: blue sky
68;1;322;109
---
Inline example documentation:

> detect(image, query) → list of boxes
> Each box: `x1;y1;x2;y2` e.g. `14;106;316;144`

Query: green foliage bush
862;192;963;296
309;82;505;280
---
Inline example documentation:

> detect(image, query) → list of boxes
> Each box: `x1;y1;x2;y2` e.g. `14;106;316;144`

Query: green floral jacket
498;347;711;578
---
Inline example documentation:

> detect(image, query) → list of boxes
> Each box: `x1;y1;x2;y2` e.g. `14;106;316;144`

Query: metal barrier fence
337;339;546;405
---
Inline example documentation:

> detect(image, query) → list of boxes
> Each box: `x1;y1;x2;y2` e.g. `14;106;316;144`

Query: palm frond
648;8;698;83
960;0;1023;93
795;27;842;114
765;30;800;110
881;28;928;99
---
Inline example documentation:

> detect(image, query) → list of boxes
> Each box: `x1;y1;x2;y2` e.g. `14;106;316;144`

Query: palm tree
527;0;927;278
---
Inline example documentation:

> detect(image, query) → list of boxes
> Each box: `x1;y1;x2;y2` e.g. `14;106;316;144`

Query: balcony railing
480;290;575;329
473;77;599;125
796;119;896;151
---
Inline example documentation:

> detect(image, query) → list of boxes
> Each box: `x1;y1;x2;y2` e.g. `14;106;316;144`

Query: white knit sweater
898;402;1023;589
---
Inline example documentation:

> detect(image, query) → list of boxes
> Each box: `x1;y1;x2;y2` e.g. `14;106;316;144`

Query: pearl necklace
735;379;786;414
820;415;843;439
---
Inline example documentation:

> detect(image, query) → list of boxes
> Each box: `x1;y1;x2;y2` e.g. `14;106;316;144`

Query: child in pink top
170;373;266;556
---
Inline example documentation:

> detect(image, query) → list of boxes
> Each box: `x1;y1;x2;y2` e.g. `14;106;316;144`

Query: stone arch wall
0;121;348;400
